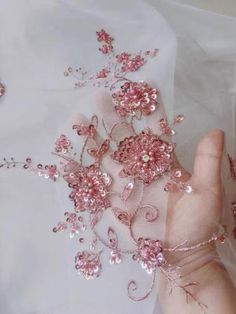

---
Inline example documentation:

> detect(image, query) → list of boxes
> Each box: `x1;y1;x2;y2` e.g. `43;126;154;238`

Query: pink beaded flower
112;81;159;118
133;238;166;274
55;134;72;153
75;251;102;279
96;29;113;54
64;164;112;213
112;129;174;184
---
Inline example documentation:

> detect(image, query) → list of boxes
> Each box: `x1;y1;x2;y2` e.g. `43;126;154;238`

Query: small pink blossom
75;251;101;279
133;238;166;274
116;52;130;63
112;81;159;117
55;134;71;153
121;55;145;72
96;68;110;78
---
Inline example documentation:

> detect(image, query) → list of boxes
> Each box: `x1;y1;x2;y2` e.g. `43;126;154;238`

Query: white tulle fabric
0;1;235;314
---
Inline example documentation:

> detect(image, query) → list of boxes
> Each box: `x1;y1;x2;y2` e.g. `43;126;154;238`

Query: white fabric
0;1;235;314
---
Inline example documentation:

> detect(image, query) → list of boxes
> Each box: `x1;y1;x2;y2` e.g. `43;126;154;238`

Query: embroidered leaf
112;207;132;226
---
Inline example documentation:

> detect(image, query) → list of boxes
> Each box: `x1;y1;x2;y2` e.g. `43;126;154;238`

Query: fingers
96;91;135;142
193;129;224;188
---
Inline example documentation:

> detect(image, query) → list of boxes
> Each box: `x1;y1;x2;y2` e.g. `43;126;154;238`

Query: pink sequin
133;238;166;274
75;251;101;279
55;134;72;153
96;29;113;54
112;129;174;184
64;164;112;213
112;81;159;118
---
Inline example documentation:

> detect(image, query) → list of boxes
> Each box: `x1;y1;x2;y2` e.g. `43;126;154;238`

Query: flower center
142;154;150;162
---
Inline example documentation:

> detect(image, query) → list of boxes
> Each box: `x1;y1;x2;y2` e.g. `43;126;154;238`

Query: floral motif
55;134;72;153
75;251;102;279
64;164;112;213
53;211;86;238
112;81;159;118
96;29;113;54
133;238;166;274
112;129;174;184
64;29;158;90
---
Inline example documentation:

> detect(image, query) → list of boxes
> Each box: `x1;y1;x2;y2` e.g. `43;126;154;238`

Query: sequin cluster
64;29;158;91
65;164;112;213
112;81;159;118
0;28;227;312
133;238;166;274
112;129;174;185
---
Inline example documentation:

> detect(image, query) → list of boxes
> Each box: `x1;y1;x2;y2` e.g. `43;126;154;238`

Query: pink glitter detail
53;211;86;238
133;238;166;274
64;164;112;213
112;81;159;118
64;29;159;90
72;123;97;137
0;83;5;97
96;68;110;78
164;169;193;194
55;134;72;153
121;55;145;72
96;29;113;54
75;251;101;279
112;129;173;184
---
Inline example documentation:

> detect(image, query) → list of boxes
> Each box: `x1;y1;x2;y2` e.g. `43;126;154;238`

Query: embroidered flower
112;129;173;184
64;164;112;213
55;134;72;153
133;238;166;274
112;81;159;117
121;55;145;72
75;251;102;279
96;68;110;79
53;211;86;238
96;29;113;54
116;52;131;63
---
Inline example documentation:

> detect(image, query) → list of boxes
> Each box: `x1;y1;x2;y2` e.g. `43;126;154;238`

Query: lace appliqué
0;29;227;313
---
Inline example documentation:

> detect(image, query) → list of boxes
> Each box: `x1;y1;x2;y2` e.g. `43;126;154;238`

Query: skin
159;129;236;314
76;93;236;314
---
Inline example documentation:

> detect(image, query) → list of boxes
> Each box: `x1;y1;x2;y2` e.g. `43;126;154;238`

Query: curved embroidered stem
127;270;156;301
164;230;226;253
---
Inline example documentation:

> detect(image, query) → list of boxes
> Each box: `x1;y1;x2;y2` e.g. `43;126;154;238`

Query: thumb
193;129;224;188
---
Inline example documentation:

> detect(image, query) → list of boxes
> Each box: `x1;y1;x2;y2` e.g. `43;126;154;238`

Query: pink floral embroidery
64;29;159;90
112;81;159;118
64;164;112;213
96;29;113;54
75;251;102;279
55;134;72;153
53;211;86;238
111;129;174;184
96;68;110;78
133;238;166;274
